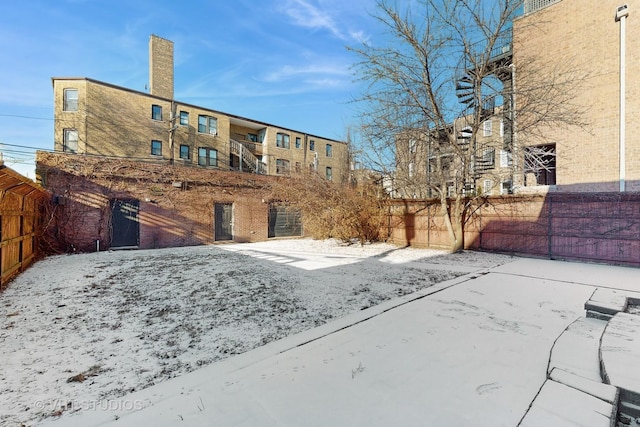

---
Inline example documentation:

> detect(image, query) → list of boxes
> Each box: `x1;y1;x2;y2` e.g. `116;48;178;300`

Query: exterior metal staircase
455;29;513;116
230;139;265;174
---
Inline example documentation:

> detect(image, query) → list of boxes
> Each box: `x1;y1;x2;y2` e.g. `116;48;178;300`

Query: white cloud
280;0;345;39
261;63;349;83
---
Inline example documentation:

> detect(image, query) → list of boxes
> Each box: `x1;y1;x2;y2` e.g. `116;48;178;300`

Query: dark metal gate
268;205;302;238
110;199;139;248
214;203;233;241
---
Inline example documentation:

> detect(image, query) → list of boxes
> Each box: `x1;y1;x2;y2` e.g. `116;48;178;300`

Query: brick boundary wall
386;193;640;267
36;152;284;252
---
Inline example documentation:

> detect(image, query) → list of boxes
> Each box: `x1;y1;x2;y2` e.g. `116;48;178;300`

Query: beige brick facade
515;0;640;192
149;35;174;100
52;35;349;184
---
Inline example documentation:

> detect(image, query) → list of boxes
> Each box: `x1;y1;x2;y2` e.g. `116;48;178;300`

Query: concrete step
548;316;607;382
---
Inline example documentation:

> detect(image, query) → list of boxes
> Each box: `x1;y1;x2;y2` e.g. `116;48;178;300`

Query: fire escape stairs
230;138;265;174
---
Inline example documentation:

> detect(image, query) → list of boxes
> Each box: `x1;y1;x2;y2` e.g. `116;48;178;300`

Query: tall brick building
52;35;349;183
395;0;638;195
514;0;639;192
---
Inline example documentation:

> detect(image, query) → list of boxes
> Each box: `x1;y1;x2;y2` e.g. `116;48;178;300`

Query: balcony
231;133;263;156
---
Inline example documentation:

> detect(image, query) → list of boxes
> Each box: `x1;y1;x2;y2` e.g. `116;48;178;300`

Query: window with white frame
325;144;332;157
483;119;492;136
295;137;301;149
408;162;415;178
63;89;78;112
483;179;493;195
409;139;417;153
63;129;78;153
309;140;315;151
499;119;504;137
152;105;163;121
198;115;217;135
276;158;290;174
198;147;217;166
276;133;290;149
500;149;513;168
326;166;332;181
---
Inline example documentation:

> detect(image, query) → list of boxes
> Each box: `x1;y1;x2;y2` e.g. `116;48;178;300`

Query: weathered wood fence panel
0;166;49;291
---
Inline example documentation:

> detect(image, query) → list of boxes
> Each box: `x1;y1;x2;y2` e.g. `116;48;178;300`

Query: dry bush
272;172;386;243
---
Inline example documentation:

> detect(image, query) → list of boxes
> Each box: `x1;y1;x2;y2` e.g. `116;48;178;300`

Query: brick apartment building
395;0;638;196
52;35;349;183
38;35;350;251
394;111;514;198
514;0;639;192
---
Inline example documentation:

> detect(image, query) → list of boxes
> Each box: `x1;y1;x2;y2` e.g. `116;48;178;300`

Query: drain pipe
616;4;629;192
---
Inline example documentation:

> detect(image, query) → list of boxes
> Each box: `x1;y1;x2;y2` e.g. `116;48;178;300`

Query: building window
483;179;493;195
501;180;513;195
295;137;301;149
63;129;78;153
198;147;218;166
408;162;414;178
326;166;332;181
152;105;163;121
179;145;190;160
499;119;504;137
524;143;556;186
295;162;301;173
276;159;290;174
409;139;417;154
63;89;78;112
276;133;290;149
309;140;315;151
500;149;513;168
326;144;332;157
198;115;217;135
151;140;162;156
179;111;189;126
483;119;492;137
248;133;258;142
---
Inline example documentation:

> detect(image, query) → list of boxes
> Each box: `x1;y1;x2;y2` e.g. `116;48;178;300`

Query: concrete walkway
42;257;640;427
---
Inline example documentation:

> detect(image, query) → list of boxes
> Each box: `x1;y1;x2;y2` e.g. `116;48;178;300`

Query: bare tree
349;0;588;252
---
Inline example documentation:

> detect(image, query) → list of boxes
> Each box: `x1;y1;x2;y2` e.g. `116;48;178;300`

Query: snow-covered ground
0;239;514;427
4;239;640;427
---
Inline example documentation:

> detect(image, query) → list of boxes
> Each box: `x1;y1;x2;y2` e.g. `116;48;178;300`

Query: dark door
268;205;302;238
214;203;233;241
110;199;139;248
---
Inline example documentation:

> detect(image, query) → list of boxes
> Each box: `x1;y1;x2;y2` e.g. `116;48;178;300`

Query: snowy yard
0;239;514;426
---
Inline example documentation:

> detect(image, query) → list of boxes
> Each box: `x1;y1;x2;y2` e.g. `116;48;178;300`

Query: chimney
149;34;174;99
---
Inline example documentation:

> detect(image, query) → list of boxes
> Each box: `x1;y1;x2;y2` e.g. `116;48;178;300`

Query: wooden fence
0;165;49;290
386;193;640;267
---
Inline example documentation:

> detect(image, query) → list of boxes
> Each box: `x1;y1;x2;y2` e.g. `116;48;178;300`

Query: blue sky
0;0;379;177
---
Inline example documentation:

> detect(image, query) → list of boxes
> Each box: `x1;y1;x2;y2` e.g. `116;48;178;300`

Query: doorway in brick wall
110;199;140;248
214;203;233;241
268;204;302;238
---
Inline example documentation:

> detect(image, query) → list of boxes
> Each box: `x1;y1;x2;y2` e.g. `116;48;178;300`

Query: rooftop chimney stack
149;34;174;99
